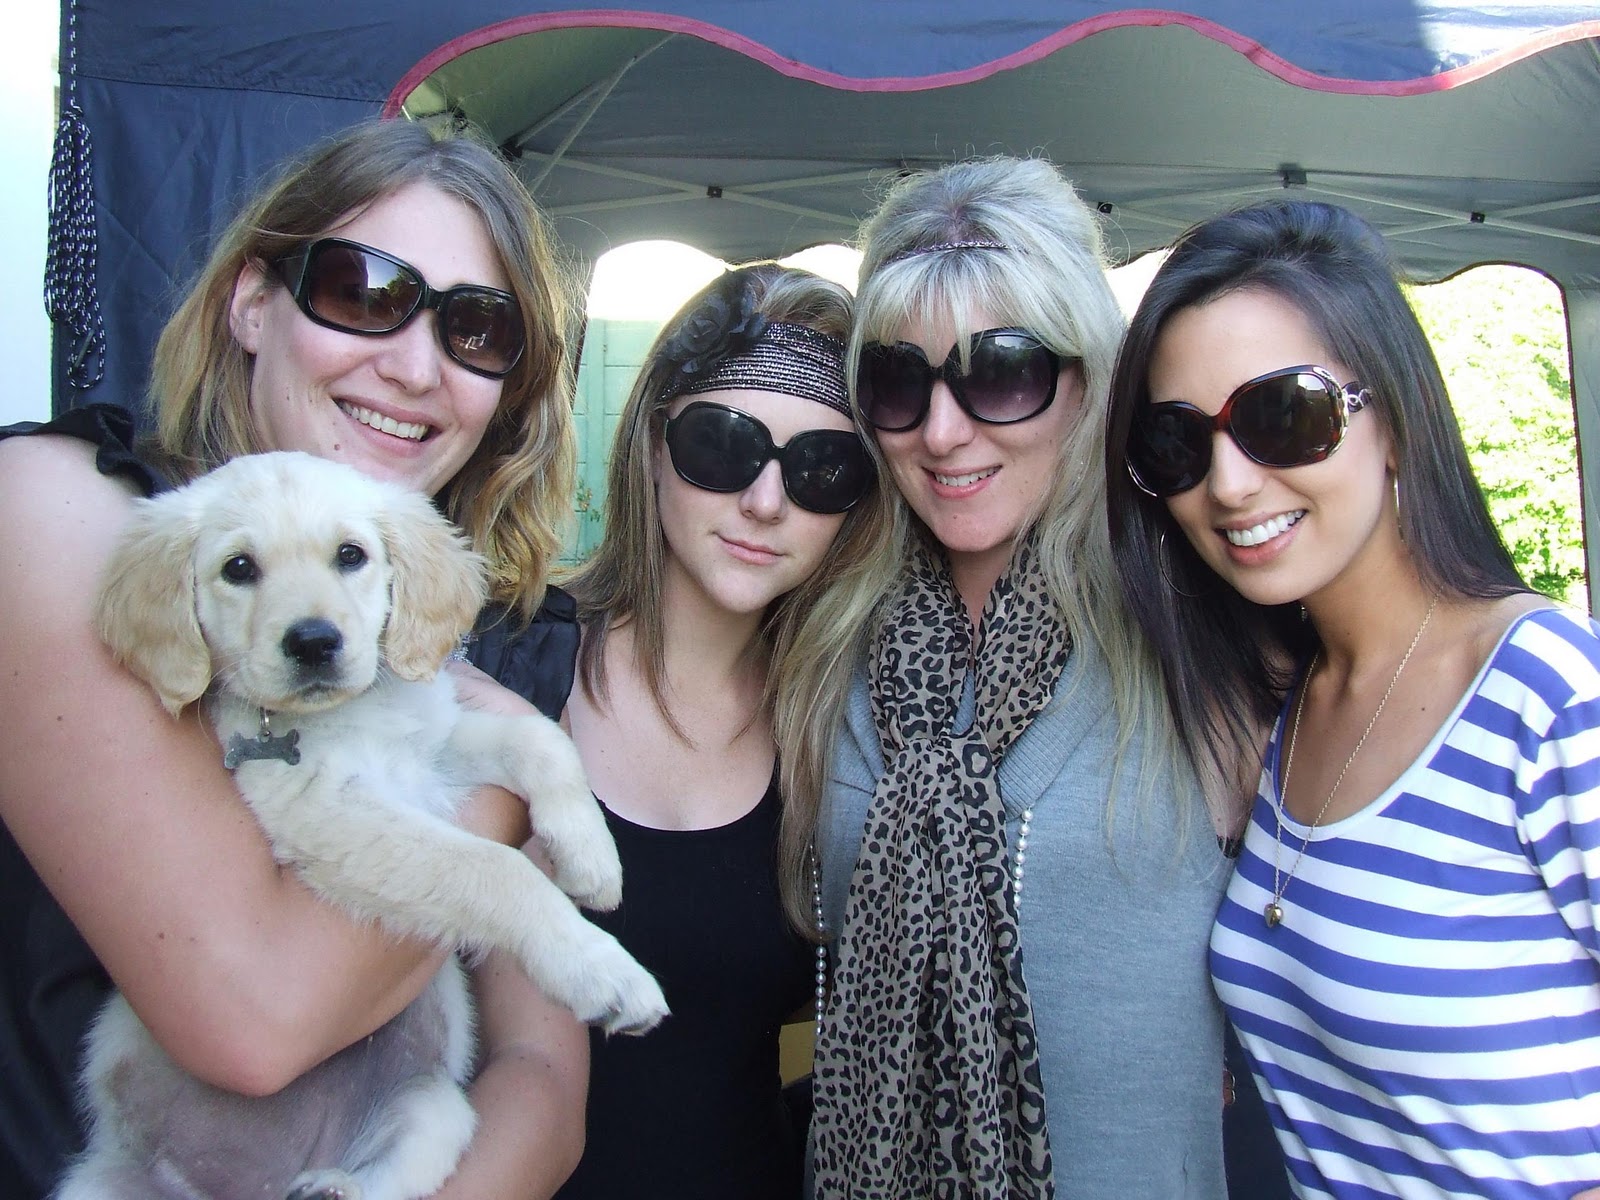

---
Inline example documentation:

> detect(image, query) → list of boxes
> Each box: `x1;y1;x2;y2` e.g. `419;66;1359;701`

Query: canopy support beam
1569;287;1600;610
525;35;675;189
519;150;863;227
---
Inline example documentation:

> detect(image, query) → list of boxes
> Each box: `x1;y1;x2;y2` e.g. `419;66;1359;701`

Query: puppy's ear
378;492;488;680
93;495;211;716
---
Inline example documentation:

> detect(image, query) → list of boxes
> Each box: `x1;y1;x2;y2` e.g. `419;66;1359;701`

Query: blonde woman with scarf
775;157;1233;1198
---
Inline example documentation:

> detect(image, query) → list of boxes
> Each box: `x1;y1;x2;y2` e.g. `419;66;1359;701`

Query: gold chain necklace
1264;595;1439;928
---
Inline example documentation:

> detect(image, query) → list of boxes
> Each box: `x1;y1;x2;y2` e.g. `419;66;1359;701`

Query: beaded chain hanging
44;0;106;390
810;846;827;1024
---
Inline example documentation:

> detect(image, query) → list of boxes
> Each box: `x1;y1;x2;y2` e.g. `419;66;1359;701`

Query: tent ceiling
53;4;1600;591
399;24;1600;286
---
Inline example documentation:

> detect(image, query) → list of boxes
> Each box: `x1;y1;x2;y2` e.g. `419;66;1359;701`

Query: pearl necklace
1011;807;1033;908
1264;596;1438;928
810;847;827;1024
810;806;1034;1024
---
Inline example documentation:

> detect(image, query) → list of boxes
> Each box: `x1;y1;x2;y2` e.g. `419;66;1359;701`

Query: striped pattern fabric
1211;607;1600;1199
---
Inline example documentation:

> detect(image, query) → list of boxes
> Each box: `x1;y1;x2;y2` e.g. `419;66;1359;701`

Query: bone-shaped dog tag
224;728;301;768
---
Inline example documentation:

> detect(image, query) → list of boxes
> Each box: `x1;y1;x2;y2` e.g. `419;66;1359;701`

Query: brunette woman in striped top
1107;199;1600;1199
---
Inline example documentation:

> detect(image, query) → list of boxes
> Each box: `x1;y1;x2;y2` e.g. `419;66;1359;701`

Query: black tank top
555;779;811;1200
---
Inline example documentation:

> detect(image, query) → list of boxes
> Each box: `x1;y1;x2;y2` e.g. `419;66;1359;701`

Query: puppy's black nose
282;618;343;667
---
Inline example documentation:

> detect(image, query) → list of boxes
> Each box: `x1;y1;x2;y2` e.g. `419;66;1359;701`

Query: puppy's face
188;459;396;713
96;451;488;717
193;503;393;714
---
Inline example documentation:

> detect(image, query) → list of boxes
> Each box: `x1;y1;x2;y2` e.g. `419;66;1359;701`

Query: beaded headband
881;238;1009;266
662;320;851;417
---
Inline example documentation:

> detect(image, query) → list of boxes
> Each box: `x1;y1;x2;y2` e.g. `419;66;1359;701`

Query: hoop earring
1394;473;1405;543
1158;530;1202;598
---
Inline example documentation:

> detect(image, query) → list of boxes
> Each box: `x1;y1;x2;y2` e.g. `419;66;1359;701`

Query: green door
567;318;663;563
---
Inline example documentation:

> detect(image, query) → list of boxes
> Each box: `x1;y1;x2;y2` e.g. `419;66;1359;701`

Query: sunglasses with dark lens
274;238;525;379
1126;365;1371;498
855;327;1065;433
663;401;874;515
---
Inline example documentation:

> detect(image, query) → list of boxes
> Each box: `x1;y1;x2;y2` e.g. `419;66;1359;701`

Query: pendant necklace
1264;595;1438;928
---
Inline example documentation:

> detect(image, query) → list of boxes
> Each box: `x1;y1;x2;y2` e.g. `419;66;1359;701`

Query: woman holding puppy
549;263;878;1199
0;119;590;1198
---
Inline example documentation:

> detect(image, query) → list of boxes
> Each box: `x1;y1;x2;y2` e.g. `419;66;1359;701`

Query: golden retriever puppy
62;450;667;1200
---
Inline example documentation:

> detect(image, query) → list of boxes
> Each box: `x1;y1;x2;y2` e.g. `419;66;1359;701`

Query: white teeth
934;467;999;487
339;402;428;441
1225;511;1305;547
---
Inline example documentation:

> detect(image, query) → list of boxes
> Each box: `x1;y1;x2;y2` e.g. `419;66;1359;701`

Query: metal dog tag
224;728;301;768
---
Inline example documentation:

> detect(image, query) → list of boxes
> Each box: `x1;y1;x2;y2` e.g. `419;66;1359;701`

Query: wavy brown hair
146;117;580;618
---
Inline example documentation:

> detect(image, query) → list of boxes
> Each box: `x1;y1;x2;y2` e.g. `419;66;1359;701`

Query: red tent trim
384;7;1600;116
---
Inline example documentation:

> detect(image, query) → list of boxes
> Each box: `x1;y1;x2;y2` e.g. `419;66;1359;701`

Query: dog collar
224;707;302;768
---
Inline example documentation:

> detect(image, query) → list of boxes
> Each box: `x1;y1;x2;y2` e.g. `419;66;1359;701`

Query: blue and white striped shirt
1212;607;1600;1199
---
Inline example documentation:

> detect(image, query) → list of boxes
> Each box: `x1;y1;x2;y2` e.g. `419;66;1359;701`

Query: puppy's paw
585;941;671;1036
528;778;624;910
548;834;623;912
544;926;669;1036
288;1169;362;1200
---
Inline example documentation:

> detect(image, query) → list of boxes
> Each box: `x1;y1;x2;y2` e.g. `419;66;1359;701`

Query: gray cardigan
819;637;1230;1199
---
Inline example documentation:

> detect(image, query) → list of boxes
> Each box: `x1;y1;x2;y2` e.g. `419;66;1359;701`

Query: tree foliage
1407;267;1583;607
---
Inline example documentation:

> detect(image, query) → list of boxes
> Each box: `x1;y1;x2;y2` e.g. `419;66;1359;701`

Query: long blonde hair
774;157;1191;923
147;118;580;618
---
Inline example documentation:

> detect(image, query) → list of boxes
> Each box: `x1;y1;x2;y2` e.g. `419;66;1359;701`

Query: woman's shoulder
1492;597;1600;659
0;403;170;499
0;437;147;677
1478;598;1600;722
0;425;143;532
467;586;580;721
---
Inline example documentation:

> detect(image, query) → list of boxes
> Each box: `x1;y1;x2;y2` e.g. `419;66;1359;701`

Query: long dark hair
1105;199;1528;788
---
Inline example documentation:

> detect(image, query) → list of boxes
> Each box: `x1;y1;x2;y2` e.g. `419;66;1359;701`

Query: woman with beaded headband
778;156;1231;1198
0;118;597;1199
546;263;880;1199
1107;199;1600;1197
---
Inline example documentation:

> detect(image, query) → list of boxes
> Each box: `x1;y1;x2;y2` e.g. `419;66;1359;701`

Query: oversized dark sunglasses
1126;365;1371;497
274;238;525;379
855;327;1066;433
662;401;874;515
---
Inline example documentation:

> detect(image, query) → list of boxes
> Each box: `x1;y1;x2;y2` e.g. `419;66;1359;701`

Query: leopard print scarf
812;537;1067;1199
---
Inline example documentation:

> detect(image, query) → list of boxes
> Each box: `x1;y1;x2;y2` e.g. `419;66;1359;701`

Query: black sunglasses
1127;365;1370;497
662;401;874;515
274;238;525;379
855;327;1066;433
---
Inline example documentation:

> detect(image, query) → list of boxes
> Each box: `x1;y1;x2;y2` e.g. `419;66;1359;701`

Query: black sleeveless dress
554;778;812;1200
0;406;579;1199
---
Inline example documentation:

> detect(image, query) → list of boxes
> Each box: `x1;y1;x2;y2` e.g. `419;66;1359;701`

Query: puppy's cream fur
64;451;667;1200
